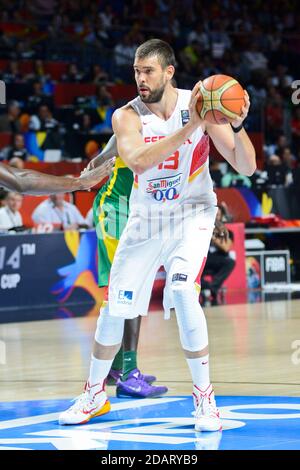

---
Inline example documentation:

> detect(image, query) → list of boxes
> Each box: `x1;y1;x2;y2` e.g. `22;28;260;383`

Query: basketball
196;74;245;125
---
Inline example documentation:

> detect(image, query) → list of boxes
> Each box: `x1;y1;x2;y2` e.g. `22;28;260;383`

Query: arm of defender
87;134;118;170
0;160;114;195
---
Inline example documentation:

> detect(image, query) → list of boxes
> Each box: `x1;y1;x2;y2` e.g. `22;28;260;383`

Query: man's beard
139;83;166;103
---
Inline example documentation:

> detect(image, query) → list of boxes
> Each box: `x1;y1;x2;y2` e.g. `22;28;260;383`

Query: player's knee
95;308;125;346
171;282;199;315
178;321;208;352
172;289;208;351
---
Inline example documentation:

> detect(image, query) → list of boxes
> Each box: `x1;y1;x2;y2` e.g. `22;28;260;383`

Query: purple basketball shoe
107;368;156;386
116;369;168;398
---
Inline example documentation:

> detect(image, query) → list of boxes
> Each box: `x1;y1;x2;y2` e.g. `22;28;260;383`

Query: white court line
0;397;185;430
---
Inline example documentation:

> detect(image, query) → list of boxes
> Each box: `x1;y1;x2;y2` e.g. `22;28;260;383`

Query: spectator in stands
280;147;297;170
266;88;284;139
291;108;300;152
86;17;109;48
32;194;88;230
271;64;294;91
89;85;114;134
266;154;289;187
1;60;23;84
243;42;268;71
114;34;136;66
247;72;267;113
99;4;114;30
222;51;251;85
86;64;109;85
201;206;236;305
72;112;94;134
187;24;209;51
15;40;35;59
0;29;14;58
180;40;203;74
90;85;114;108
62;63;84;83
27;81;53;113
0;191;23;232
210;20;232;58
7;133;29;166
0;100;21;133
29;104;59;132
266;134;289;158
0;188;8;208
221;168;252;188
210;160;223;188
29;60;47;82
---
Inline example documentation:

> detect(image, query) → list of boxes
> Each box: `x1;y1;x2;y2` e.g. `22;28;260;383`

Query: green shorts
93;163;133;287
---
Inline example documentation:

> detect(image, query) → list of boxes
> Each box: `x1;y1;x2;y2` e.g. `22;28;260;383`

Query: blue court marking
1;396;300;450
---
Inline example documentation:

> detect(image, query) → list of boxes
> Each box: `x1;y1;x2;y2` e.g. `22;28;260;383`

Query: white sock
88;355;113;390
186;354;210;391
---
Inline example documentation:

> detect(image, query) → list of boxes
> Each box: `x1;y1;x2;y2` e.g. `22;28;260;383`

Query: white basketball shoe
59;382;111;425
193;384;222;432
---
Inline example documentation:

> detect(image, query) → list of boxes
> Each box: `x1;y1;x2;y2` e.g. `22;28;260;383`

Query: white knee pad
172;286;208;352
95;304;125;346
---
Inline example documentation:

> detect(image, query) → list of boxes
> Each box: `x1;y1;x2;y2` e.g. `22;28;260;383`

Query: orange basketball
85;140;100;159
196;74;245;124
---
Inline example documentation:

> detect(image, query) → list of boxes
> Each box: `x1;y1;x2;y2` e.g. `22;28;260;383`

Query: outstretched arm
86;134;118;170
0;159;114;195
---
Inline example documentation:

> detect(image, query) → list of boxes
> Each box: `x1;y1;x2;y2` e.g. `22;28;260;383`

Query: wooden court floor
1;299;300;402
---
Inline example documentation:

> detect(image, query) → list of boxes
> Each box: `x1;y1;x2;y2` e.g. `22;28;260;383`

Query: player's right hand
78;158;114;190
188;81;205;128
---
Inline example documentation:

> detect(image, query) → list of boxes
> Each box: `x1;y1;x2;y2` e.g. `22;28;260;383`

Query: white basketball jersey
128;89;217;215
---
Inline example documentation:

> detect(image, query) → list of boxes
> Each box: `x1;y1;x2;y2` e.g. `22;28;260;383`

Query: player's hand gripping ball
196;74;246;124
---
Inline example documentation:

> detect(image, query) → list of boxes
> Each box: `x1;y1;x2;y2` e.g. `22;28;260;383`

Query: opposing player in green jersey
88;135;168;398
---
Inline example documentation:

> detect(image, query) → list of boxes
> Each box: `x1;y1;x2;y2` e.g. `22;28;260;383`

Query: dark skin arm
85;134;118;171
213;220;229;243
0;160;114;195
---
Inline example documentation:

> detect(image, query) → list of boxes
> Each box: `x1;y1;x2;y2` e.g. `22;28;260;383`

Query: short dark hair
135;39;176;68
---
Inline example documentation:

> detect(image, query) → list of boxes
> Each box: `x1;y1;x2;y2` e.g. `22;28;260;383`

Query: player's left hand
231;90;250;128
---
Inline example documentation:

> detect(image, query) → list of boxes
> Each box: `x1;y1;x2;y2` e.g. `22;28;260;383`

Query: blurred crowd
0;0;299;190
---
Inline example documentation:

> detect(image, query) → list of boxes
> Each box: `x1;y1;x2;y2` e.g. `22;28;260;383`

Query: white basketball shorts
106;205;218;319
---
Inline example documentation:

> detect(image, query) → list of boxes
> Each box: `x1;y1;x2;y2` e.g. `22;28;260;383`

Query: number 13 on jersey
158;150;179;170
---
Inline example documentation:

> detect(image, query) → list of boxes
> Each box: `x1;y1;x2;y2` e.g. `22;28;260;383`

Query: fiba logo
265;256;285;272
291;340;300;366
291;80;300;105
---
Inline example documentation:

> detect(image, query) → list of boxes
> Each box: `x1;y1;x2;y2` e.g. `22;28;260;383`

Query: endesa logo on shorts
117;290;133;305
146;173;182;202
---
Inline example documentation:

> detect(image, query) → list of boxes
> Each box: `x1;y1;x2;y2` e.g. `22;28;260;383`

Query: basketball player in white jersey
59;39;256;431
